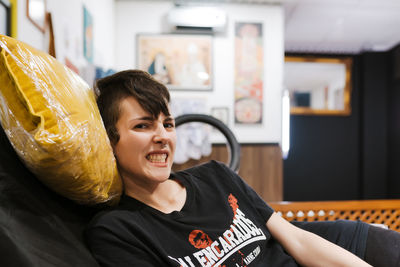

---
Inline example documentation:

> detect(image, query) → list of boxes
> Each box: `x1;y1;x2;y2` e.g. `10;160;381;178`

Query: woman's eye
134;124;148;129
164;122;175;129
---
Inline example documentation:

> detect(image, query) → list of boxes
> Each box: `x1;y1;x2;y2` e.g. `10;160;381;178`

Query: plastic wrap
0;35;122;205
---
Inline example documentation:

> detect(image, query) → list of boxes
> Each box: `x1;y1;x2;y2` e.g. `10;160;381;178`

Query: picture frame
44;12;55;57
0;0;11;36
137;34;213;91
234;22;264;124
211;107;229;126
284;56;352;116
83;6;93;63
26;0;46;33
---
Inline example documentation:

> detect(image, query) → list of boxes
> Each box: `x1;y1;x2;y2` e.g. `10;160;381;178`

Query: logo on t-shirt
189;230;213;249
168;194;266;267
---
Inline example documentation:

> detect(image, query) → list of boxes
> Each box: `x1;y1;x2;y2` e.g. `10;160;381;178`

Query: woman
86;70;399;266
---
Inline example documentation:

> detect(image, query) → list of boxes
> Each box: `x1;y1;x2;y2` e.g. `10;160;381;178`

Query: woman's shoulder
177;160;231;177
175;160;237;188
87;195;145;229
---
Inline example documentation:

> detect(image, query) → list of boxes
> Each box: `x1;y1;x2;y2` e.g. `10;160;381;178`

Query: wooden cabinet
173;143;283;202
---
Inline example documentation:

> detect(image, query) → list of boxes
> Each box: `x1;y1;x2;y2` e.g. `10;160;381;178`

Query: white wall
16;0;115;69
115;1;284;144
16;0;43;49
14;0;284;144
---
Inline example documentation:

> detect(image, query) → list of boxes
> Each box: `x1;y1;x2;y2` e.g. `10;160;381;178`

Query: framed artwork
44;12;55;57
284;56;352;116
26;0;46;33
234;22;264;124
211;107;229;126
0;0;11;36
137;34;213;91
83;6;94;63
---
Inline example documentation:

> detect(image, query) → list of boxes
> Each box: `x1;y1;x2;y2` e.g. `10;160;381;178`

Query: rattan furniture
270;199;400;232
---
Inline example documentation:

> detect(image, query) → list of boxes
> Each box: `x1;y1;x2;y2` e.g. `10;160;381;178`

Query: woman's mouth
146;153;168;163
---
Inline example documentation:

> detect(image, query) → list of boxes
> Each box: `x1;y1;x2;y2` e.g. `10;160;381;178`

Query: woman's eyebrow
130;116;154;122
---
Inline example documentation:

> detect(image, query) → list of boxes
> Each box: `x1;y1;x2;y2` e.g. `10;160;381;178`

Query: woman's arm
266;213;372;267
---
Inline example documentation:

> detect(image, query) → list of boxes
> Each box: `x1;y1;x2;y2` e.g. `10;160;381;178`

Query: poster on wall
0;0;11;35
234;22;264;124
83;6;93;63
211;107;229;127
26;0;46;33
137;34;213;91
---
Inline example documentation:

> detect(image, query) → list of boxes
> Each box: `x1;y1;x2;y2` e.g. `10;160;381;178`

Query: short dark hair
95;70;170;145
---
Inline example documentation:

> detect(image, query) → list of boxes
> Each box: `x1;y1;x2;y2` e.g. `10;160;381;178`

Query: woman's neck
124;178;186;214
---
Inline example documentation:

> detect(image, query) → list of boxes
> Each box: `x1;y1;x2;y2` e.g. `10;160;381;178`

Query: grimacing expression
112;96;176;186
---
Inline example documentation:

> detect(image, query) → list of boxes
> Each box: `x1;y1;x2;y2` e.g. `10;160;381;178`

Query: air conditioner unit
167;6;227;33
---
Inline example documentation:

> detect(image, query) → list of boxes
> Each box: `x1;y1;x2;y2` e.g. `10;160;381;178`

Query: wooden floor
173;143;283;202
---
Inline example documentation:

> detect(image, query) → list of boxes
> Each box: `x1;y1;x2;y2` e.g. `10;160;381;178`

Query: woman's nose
153;124;169;144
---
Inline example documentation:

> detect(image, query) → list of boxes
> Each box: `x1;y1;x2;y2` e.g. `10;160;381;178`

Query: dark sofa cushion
0;124;99;266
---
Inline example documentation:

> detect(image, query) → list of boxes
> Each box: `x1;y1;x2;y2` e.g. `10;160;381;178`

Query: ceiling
131;0;400;54
283;0;400;54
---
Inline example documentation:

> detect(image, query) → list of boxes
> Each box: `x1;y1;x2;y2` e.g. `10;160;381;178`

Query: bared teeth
147;153;167;163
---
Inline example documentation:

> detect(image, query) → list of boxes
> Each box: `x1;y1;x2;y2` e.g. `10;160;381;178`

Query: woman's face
113;96;176;188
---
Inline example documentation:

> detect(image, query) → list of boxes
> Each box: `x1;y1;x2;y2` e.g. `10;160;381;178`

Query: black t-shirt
85;161;369;266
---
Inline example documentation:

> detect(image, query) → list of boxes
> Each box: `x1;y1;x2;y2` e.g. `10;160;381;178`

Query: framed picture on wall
0;0;11;36
234;22;264;125
26;0;46;33
137;34;213;91
83;6;94;63
284;56;352;116
211;107;229;126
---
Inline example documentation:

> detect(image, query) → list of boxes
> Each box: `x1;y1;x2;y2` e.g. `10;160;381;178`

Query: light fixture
281;89;290;159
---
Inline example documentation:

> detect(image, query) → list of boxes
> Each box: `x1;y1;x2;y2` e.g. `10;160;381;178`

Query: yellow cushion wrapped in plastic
0;35;122;205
